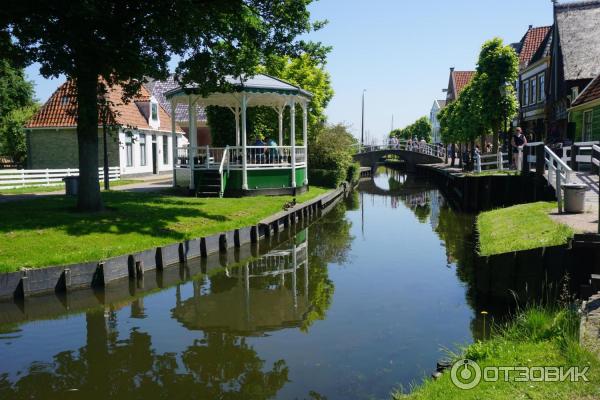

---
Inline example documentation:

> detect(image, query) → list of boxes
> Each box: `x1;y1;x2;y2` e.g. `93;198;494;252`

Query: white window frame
583;110;593;142
139;133;147;166
523;81;530;106
530;77;537;105
125;135;134;167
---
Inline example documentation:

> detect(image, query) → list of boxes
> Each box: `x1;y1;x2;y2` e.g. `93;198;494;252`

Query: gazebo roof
165;74;312;108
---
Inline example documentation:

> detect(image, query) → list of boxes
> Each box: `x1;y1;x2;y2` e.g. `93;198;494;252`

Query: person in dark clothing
511;127;527;169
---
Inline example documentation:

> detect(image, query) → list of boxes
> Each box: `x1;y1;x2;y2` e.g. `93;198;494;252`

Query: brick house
517;25;552;141
445;68;475;104
26;80;186;176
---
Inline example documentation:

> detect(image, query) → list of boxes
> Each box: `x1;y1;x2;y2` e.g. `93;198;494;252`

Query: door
152;135;158;174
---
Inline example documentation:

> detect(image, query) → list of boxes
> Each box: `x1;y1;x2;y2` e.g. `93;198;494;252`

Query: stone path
0;175;172;204
581;293;600;358
549;171;599;234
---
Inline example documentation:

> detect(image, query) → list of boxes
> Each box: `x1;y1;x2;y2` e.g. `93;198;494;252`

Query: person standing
511;127;527;169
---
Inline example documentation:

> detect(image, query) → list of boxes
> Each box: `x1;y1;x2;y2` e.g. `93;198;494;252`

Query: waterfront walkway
0;175;172;204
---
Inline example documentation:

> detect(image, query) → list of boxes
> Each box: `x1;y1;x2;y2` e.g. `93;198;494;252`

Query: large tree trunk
492;122;500;154
76;74;103;212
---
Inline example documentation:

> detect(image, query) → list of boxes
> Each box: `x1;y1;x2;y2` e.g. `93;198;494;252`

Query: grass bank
477;202;573;256
394;306;600;400
0;179;143;195
0;187;328;272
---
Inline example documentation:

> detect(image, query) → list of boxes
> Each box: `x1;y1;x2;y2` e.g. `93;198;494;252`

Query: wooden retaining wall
0;185;347;301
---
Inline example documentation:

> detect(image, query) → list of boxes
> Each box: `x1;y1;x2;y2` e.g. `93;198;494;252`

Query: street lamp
361;89;366;147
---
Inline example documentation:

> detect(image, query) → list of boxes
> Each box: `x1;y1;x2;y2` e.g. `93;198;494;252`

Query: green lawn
477;202;573;256
0;188;328;272
464;170;519;177
395;307;600;400
0;179;143;195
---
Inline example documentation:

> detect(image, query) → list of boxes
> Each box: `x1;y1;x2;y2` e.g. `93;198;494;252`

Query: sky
25;0;555;143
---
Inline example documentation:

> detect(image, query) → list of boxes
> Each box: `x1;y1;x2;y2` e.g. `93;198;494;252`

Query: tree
0;58;36;163
475;38;519;152
4;1;318;211
207;50;333;146
391;116;432;142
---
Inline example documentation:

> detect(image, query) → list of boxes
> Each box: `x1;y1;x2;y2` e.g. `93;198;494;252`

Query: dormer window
151;102;158;121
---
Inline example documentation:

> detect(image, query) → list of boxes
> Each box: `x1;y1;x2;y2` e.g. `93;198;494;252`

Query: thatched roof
555;0;600;81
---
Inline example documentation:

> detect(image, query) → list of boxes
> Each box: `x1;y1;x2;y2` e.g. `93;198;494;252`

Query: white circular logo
450;359;482;390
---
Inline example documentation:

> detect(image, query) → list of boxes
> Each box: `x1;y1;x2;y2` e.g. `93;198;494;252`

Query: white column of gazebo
167;74;312;193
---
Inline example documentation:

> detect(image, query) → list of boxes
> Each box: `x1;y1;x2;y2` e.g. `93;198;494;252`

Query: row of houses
430;0;600;145
25;76;214;176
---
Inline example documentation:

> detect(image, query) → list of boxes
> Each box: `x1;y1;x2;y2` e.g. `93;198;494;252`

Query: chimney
529;24;533;29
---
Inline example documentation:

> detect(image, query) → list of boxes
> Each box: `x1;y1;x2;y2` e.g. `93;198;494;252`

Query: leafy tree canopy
0;58;36;163
2;0;320;211
390;116;432;142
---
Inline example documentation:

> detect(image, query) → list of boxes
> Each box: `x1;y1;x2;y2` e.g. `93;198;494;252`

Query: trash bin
562;183;586;213
63;176;79;196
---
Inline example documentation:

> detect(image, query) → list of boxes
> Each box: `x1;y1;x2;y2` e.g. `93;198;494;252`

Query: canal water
0;167;490;399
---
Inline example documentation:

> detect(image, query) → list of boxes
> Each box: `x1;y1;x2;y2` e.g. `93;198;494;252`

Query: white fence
0;167;121;190
474;152;509;173
176;145;307;169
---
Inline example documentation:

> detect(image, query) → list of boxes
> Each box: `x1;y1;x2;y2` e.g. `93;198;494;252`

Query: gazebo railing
176;146;306;169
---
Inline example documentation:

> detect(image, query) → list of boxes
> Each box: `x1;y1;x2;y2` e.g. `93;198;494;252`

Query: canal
0;167;493;399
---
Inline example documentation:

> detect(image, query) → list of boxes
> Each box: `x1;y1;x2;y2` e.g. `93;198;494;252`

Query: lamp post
361;89;366;147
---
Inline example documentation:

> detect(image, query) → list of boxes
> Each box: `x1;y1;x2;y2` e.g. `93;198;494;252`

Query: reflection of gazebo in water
166;74;312;196
172;235;310;336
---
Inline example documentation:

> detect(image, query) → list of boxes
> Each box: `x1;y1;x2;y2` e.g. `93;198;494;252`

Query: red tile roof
453;71;475;97
571;73;600;107
519;26;552;68
27;80;182;133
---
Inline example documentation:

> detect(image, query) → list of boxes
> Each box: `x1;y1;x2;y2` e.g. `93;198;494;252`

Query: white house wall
118;129;181;176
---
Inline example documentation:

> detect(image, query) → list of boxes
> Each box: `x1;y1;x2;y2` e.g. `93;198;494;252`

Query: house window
583;110;593;141
571;87;579;102
530;78;537;105
125;136;133;167
162;136;169;165
139;133;147;166
538;73;545;102
523;81;529;106
151;103;158;121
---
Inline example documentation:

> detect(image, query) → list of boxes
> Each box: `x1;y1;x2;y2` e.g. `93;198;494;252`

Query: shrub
346;162;361;185
308;123;357;188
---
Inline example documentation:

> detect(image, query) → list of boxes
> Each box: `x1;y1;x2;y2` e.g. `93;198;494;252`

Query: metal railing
0;167;121;189
176;146;306;170
356;141;446;159
545;145;573;213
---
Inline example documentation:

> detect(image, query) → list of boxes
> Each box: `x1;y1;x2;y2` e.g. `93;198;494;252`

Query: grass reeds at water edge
393;282;600;400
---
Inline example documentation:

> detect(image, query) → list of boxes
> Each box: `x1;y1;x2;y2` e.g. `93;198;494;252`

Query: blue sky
25;0;554;142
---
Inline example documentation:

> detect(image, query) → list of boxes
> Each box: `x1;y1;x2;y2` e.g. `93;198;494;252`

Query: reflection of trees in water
0;202;355;400
0;309;289;399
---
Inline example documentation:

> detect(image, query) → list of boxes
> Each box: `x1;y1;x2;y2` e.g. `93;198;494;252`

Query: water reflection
0;167;552;399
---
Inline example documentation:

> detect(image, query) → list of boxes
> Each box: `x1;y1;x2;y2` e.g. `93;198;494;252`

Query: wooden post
302;100;308;185
188;97;197;191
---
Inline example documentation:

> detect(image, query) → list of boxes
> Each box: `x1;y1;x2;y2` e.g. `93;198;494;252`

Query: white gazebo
165;74;312;196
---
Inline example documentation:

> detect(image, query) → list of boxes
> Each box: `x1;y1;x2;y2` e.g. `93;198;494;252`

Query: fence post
497;152;503;170
517;147;523;172
205;145;210;169
45;169;50;186
535;144;545;176
21;170;25;187
556;166;562;213
522;146;531;173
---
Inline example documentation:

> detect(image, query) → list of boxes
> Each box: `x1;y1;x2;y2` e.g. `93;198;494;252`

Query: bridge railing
354;141;446;159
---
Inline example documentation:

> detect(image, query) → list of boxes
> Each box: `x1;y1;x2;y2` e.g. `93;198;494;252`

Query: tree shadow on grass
0;191;231;240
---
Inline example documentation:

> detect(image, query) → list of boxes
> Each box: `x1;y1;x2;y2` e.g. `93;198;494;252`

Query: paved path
581;293;600;359
549;171;599;234
0;176;173;204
